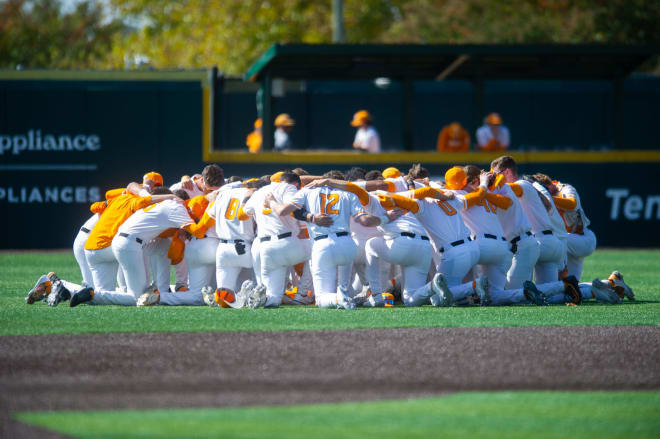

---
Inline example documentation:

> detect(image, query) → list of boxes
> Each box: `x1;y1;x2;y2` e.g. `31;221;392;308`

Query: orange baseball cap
254;118;263;129
143;172;163;187
274;114;295;127
350;110;371;127
270;171;284;182
382;167;401;179
444;166;467;190
486;113;502;125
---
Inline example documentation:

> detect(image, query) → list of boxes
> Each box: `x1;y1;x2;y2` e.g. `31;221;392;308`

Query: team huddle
25;155;635;310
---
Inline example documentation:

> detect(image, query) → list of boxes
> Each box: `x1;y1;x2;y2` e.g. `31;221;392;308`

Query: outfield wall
0;72;659;248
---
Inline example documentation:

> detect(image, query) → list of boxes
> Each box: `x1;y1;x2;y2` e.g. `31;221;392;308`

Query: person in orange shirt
437;122;470;153
476;113;510;152
246;118;263;154
83;188;180;293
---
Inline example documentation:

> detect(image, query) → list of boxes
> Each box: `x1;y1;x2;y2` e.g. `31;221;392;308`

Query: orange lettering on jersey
225;198;240;220
320;193;340;215
262;207;272;215
475;198;497;214
435;200;457;216
142;202;160;212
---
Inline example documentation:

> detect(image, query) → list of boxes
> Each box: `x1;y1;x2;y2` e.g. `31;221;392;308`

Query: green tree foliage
0;0;124;69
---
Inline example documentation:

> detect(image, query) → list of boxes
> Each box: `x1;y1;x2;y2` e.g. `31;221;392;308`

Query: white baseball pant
472;236;512;292
433;240;480;297
259;236;311;307
144;237;171;294
566;228;597;280
312;235;357;308
534;232;564;284
85;246;118;292
90;234;148;306
365;235;432;305
216;241;253;293
505;234;540;289
73;216;98;288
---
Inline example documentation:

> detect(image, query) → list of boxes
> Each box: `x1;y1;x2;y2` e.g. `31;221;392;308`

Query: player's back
85;194;151;250
409;191;470;246
452;189;505;237
493;183;531;240
118;199;193;243
213;187;256;242
290;186;364;239
513;180;553;234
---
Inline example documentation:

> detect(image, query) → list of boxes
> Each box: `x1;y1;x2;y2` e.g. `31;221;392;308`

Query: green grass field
1;249;658;336
16;391;660;439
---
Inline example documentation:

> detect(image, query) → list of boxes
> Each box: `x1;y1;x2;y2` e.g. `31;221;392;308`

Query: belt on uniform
473;233;506;241
80;227;91;234
314;231;349;241
510;231;532;245
220;238;244;244
541;229;553;235
119;232;143;245
400;232;430;241
259;232;292;242
439;236;472;253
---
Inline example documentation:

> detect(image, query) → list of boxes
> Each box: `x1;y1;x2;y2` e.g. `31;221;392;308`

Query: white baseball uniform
91;200;194;306
556;181;596;279
73;214;99;288
244;182;311;307
365;191;433;305
289;186;365;308
213;187;256;293
353;126;381;153
511;180;563;284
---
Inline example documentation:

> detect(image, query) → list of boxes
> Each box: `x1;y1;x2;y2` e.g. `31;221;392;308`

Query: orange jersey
436;125;470;152
246;131;262;154
84;194;152;250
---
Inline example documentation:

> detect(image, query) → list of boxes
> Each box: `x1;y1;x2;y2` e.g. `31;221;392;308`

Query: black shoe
523;281;548;306
563;275;582;305
47;281;72;307
70;287;94;307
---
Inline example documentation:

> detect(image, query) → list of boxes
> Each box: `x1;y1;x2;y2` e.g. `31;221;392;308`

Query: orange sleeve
157;228;177;239
105;188;125;200
489;174;505;191
346;182;370;206
377;194;396;210
237;206;250;221
390;193;420;214
186;212;216;238
168;235;186;265
412;187;447;200
130;196;152;212
507;183;523;197
463;187;486;208
553;196;577;211
384;180;396;192
90;201;107;214
486;192;512;210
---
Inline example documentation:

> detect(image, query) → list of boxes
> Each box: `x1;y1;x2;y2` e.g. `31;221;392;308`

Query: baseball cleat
336;286;356;310
430;273;454;307
365;292;395;308
247;284;267;309
608;271;634;301
232;279;255;309
137;284;160;307
69;287;94;307
25;274;54;304
523;281;549;306
175;283;188;292
202;286;218;307
563;275;582;305
591;279;622;305
474;276;491;307
46;275;72;307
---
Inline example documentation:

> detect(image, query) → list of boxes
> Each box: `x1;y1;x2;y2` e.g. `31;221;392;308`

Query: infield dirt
2;325;659;437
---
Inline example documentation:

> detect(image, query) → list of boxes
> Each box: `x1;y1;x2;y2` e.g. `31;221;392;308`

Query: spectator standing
437;122;470;152
351;110;381;153
476;113;510;152
246;118;262;154
274;113;295;152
